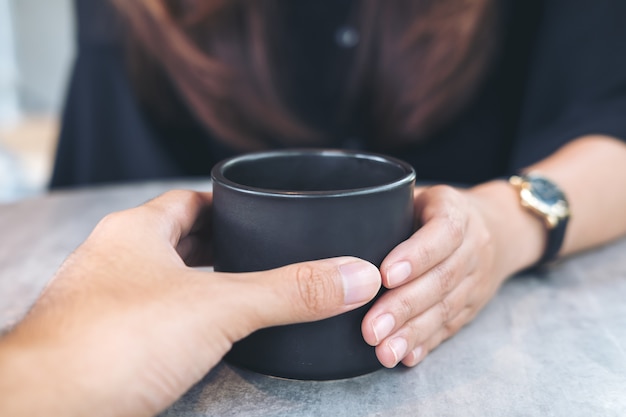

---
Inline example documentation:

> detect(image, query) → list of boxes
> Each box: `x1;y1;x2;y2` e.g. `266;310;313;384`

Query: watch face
529;176;565;205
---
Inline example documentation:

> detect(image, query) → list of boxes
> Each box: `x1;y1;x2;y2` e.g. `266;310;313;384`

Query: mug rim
211;148;416;198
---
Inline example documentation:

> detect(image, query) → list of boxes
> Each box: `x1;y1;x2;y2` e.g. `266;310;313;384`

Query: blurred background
0;0;74;203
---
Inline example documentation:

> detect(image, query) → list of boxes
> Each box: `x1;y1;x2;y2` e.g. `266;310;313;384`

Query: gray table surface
1;180;625;417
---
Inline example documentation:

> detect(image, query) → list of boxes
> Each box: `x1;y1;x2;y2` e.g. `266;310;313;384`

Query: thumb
247;257;382;328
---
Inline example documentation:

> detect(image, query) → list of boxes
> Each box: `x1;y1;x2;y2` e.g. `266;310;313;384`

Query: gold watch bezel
509;174;570;230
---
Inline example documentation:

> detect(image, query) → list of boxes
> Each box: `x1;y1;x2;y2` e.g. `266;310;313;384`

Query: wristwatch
508;172;571;265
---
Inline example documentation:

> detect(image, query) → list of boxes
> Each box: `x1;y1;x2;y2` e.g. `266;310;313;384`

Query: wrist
468;179;546;276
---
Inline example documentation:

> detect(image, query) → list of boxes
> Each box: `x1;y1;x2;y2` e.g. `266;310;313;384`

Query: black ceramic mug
211;149;416;380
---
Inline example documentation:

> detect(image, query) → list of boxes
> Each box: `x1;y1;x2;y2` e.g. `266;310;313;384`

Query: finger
381;185;467;288
371;283;473;367
89;191;213;266
176;234;213;267
174;194;213;266
401;306;477;367
376;304;475;369
413;185;429;198
242;257;382;329
140;190;213;247
362;238;477;346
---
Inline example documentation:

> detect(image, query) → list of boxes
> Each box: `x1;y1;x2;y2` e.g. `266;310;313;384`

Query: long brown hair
111;0;498;150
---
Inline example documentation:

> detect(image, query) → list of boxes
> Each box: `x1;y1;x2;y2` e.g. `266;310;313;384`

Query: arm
361;0;626;368
362;135;626;368
0;191;381;417
475;135;626;275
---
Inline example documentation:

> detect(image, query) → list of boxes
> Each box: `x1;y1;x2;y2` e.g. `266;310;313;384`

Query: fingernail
372;313;395;344
339;261;381;305
388;337;408;365
411;346;424;365
387;261;412;287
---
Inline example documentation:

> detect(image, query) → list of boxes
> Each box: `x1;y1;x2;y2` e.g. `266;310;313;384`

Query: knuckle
145;190;198;217
158;190;179;200
432;185;463;207
429;186;467;242
413;245;432;269
404;319;425;344
444;212;465;244
431;184;456;197
87;210;138;249
175;190;203;208
443;319;463;338
437;297;455;324
294;264;335;315
480;230;496;263
443;307;473;337
397;295;416;322
478;227;493;249
159;189;192;202
95;211;127;231
433;262;455;295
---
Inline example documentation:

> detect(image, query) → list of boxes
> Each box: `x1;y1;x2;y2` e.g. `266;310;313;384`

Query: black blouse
50;0;626;188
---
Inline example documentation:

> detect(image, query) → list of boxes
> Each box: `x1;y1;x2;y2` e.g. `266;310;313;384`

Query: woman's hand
0;190;381;417
362;181;545;368
361;135;626;368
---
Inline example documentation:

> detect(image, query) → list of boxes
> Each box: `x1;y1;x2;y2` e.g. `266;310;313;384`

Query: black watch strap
538;214;568;265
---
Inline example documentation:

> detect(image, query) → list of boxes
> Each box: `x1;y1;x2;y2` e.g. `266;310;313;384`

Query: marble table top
1;180;625;416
